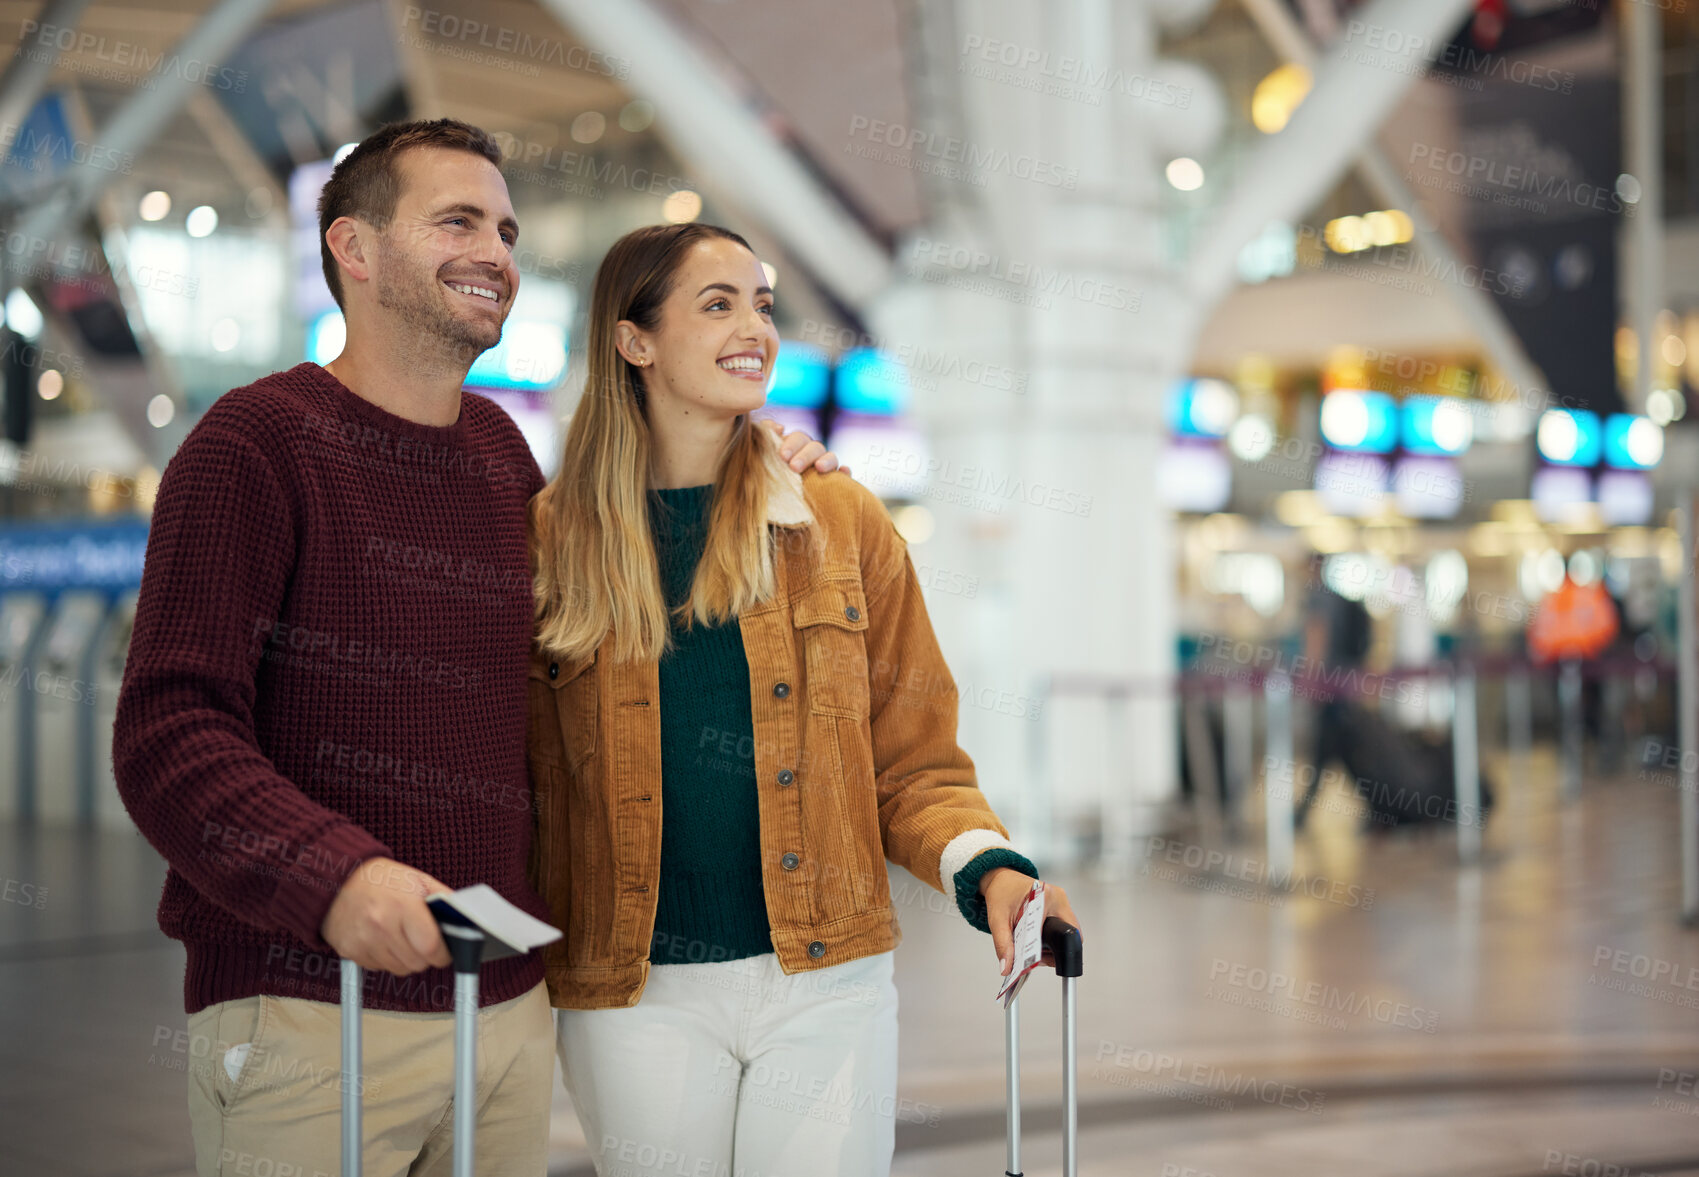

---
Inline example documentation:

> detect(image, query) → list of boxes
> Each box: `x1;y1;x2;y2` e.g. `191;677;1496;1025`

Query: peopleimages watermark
1260;759;1395;829
492;131;693;202
794;319;1030;396
1654;1069;1699;1117
1638;739;1699;794
1542;1149;1660;1177
709;1056;939;1128
1140;836;1377;908
149;1022;382;1104
1406;142;1629;219
1206;958;1439;1032
1337;19;1576;95
846;115;1079;191
0;227;197;302
1;876;47;910
250;617;484;691
857;441;1095;519
1293;222;1528;299
398;6;629;80
904;236;1142;315
0;121;133;177
957;33;1194;110
0;663;95;707
1193;631;1425;706
1092;1041;1327;1114
16;19;248;92
1589;945;1699;1009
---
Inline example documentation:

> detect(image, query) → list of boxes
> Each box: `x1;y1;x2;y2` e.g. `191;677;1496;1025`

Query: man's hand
980;867;1082;977
756;417;846;476
322;856;453;975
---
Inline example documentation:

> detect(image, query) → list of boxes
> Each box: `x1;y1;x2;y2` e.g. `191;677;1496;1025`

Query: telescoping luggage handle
340;909;488;1177
1005;916;1084;1177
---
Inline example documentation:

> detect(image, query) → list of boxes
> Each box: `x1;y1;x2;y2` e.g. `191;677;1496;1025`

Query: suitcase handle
341;912;488;1177
1007;917;1084;1177
1041;916;1083;978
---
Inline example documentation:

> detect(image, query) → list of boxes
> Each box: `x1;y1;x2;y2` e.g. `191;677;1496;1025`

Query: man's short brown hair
316;118;505;310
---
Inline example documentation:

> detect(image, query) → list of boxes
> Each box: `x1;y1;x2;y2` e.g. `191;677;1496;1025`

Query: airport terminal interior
4;0;1699;1174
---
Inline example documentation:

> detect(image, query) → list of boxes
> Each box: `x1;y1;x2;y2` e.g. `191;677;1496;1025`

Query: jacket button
808;940;826;958
548;662;559;680
844;605;860;622
781;852;800;871
773;681;790;699
776;768;794;787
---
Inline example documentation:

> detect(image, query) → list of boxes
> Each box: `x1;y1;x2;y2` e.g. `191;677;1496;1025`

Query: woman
526;222;1077;1176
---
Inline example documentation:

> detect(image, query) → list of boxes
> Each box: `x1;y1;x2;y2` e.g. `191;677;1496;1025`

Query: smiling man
113;119;836;1177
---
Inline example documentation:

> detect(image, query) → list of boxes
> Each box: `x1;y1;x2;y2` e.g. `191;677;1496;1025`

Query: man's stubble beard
373;249;502;368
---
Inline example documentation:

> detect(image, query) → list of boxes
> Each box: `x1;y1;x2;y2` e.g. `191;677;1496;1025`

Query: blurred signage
0;520;148;594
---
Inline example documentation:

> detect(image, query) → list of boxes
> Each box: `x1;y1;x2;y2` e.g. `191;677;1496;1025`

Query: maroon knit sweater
114;363;550;1014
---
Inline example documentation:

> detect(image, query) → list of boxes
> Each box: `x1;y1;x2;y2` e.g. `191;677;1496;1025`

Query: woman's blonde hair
531;223;781;663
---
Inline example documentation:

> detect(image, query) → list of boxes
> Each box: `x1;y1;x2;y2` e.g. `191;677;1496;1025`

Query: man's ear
325;216;371;290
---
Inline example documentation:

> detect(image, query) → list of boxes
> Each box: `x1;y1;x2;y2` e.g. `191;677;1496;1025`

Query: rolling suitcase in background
1004;916;1085;1177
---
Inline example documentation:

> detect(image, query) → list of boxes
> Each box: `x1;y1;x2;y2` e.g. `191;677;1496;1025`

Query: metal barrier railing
1029;648;1680;891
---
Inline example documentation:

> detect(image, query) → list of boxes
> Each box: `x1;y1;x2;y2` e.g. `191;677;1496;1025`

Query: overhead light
37;369;63;400
1168;378;1237;438
1324;210;1414;254
1535;408;1601;466
662;189;701;224
211;318;240;353
892;505;934;544
186;205;219;237
1603;414;1663;469
147;394;176;428
138;190;171;221
1166;157;1204;191
1228;414;1275;461
619;100;655;133
4;289;43;339
1319;389;1397;452
1251;63;1311;134
570;111;606;144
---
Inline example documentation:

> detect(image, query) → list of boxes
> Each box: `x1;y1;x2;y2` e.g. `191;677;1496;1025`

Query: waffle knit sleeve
113;424;391;950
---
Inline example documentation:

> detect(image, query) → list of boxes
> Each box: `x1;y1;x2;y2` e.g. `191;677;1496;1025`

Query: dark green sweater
648;484;773;964
646;485;1037;966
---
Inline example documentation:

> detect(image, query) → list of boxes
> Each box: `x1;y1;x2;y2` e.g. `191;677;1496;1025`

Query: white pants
556;951;899;1177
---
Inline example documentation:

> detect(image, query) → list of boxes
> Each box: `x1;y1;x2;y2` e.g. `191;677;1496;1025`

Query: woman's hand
756;417;847;475
980;867;1082;976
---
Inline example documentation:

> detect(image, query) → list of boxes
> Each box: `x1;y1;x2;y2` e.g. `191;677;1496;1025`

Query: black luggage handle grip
1042;915;1083;978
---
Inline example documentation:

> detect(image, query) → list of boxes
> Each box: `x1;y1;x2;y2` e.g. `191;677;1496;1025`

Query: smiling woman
525;222;1071;1177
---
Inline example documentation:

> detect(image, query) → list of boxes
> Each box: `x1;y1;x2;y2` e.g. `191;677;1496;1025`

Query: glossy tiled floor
5;745;1698;1176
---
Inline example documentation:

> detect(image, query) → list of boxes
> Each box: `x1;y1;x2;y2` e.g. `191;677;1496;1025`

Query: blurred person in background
526;222;1079;1177
113;120;835;1177
1294;552;1373;829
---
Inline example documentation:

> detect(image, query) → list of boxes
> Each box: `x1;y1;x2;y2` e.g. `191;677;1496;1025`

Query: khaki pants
187;982;552;1177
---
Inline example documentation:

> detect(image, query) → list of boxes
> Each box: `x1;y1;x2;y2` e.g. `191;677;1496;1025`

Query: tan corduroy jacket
526;452;1019;1010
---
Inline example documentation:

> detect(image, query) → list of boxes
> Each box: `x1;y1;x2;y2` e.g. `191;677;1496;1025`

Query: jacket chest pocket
527;649;598;772
792;579;871;719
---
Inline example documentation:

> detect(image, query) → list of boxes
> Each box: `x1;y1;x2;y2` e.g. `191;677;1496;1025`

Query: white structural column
864;0;1219;859
1623;0;1663;413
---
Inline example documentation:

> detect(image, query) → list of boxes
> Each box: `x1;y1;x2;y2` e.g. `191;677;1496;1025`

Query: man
113;118;836;1177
